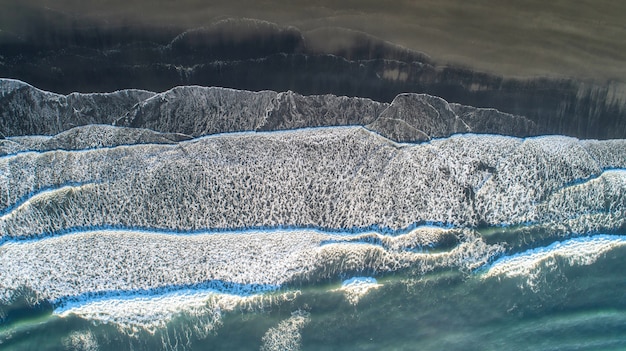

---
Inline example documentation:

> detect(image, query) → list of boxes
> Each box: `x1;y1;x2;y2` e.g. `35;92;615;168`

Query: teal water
2;234;626;351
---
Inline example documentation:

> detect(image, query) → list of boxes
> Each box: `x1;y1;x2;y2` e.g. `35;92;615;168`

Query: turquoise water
2;232;626;351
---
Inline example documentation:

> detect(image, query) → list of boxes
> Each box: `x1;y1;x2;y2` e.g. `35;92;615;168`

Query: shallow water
2;232;626;351
0;125;624;350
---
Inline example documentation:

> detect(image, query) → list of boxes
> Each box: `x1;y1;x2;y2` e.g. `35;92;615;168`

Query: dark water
1;8;626;140
2;232;626;351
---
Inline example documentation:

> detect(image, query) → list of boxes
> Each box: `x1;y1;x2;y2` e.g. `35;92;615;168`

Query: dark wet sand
3;0;625;82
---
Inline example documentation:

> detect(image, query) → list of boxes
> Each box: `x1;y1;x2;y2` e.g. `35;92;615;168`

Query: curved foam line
4;123;620;161
480;234;626;278
1;127;522;161
0;142;175;158
554;168;626;191
0;222;456;246
0;181;98;217
559;210;626;225
52;280;280;312
0;138;175;159
183;125;531;149
334;276;382;305
477;166;625;228
53;287;247;321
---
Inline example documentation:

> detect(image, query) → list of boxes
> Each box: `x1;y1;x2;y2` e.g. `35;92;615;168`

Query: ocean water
0;117;624;351
2;230;626;351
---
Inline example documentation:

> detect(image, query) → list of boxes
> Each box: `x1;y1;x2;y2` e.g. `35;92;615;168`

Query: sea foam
482;235;626;287
335;277;382;305
0;227;497;310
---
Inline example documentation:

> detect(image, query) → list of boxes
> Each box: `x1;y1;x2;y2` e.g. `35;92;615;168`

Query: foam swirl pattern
1;127;624;242
0;227;497;305
1;123;625;350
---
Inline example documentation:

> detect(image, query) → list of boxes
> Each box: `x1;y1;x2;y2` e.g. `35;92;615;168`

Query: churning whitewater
1;82;625;351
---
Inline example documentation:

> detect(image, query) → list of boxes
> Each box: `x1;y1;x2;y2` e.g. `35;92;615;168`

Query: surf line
0;221;458;246
476;234;626;276
52;279;281;314
0;180;100;218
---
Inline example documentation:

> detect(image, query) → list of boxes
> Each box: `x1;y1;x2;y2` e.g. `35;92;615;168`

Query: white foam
483;235;626;285
55;288;253;334
0;183;96;222
335;277;382;305
539;169;626;233
0;227;498;311
62;330;99;351
4;130;622;238
0;230;323;303
260;310;310;351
